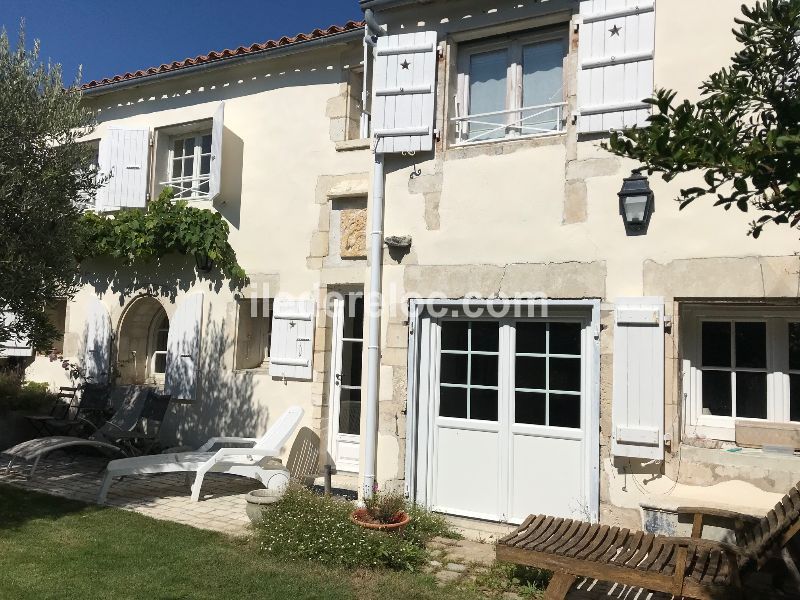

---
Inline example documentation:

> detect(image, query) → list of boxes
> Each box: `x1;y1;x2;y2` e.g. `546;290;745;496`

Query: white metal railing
159;175;210;199
451;102;567;145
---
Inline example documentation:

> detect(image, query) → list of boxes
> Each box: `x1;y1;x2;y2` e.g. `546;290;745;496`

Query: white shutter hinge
437;43;444;59
663;315;672;333
149;133;154;147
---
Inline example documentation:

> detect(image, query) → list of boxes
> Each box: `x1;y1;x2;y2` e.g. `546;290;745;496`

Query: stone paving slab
0;454;258;535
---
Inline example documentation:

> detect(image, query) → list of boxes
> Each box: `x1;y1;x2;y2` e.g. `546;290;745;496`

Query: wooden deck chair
497;483;800;600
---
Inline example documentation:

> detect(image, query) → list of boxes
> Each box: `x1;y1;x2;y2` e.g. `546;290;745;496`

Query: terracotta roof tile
81;20;365;91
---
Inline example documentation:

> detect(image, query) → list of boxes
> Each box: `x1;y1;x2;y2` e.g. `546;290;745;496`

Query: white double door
327;293;365;473
417;310;594;523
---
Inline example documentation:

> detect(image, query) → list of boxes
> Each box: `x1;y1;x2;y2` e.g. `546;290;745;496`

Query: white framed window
454;29;568;145
149;313;169;379
683;305;800;441
235;298;274;370
167;132;212;200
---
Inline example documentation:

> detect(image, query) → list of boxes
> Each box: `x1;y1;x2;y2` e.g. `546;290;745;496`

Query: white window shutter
577;0;655;132
0;311;33;357
209;102;224;200
612;297;665;460
269;299;316;380
372;31;438;154
166;293;203;402
96;128;150;211
83;298;112;383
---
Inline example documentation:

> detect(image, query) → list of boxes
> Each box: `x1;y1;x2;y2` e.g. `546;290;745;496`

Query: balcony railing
451;102;567;145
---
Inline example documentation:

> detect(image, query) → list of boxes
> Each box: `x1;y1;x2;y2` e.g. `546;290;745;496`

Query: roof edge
82;24;365;98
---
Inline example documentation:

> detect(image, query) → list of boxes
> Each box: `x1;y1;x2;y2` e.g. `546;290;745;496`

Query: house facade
10;0;800;534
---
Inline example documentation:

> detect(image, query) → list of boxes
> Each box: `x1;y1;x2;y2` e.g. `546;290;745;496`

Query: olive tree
0;25;99;351
606;0;800;239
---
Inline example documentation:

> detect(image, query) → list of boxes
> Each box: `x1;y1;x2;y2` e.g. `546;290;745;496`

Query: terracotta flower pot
350;508;411;533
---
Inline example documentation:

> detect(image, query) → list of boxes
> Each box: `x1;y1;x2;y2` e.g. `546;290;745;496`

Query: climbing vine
76;188;247;282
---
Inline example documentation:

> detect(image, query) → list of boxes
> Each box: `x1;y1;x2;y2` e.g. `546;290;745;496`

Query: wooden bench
497;483;800;599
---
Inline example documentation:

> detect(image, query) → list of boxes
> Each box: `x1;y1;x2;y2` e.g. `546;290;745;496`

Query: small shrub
360;489;407;524
257;484;457;571
0;372;55;414
474;562;551;597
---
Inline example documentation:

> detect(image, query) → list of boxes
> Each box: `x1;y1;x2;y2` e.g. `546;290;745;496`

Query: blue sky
0;1;362;84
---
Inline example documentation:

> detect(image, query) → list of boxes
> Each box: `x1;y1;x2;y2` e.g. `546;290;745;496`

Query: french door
416;308;595;524
327;293;364;473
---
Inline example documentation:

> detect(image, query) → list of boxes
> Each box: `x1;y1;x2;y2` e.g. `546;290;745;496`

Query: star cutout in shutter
401;59;410;69
609;24;622;36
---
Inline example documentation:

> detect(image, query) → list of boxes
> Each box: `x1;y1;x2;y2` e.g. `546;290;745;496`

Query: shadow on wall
160;314;263;449
78;256;228;306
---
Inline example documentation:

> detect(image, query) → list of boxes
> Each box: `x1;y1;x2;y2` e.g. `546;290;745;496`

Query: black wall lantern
618;170;654;235
194;251;214;273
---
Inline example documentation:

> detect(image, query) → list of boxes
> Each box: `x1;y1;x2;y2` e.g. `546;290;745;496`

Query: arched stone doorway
117;297;169;385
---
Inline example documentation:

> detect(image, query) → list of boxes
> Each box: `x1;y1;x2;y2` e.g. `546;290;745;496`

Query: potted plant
350;489;411;533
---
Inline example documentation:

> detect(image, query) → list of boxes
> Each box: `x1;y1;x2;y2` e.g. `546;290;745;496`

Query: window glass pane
339;388;361;435
183;157;194;178
549;357;581;392
173;139;183;157
154;353;167;374
343;295;364;339
440;354;468;384
735;322;766;369
702;322;731;368
156;330;168;350
441;321;468;351
521;39;566;133
471;321;499;352
171;159;182;180
789;323;800;371
469;49;508;140
791;374;800;422
550;393;580;428
516;322;546;354
199;181;209;195
515;356;546;390
470;353;498;387
701;370;732;416
515;391;546;425
470;387;498;421
183;138;194;156
549;322;581;355
339;341;362;386
201;134;212;154
200;155;211;176
736;372;767;419
440;386;467;418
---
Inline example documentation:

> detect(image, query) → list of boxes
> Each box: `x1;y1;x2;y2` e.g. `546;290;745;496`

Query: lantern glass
623;194;650;224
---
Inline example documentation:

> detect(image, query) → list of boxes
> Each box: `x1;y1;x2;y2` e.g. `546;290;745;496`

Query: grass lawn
0;484;483;600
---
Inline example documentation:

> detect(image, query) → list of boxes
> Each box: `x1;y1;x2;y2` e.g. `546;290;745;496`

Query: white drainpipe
363;151;385;499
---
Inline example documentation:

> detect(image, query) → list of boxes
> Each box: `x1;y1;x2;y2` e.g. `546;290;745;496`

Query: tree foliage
0;25;99;350
77;187;247;282
606;0;800;238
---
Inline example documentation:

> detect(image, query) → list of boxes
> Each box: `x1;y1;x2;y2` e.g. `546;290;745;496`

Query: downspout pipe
363;152;385;500
362;7;386;501
364;9;387;38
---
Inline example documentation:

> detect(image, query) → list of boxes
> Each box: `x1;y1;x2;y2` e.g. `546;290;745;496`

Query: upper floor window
454;30;568;145
168;132;212;200
683;306;800;441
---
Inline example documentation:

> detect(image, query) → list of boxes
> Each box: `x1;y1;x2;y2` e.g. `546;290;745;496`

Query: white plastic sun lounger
2;387;151;477
97;406;304;503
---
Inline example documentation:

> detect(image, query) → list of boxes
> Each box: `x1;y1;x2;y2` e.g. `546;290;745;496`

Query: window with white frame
149;313;169;378
454;29;568;144
683;306;800;440
168;132;212;199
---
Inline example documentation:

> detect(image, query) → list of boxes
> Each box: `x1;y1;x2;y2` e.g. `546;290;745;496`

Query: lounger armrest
212;447;279;460
197;437;258;452
676;506;761;523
